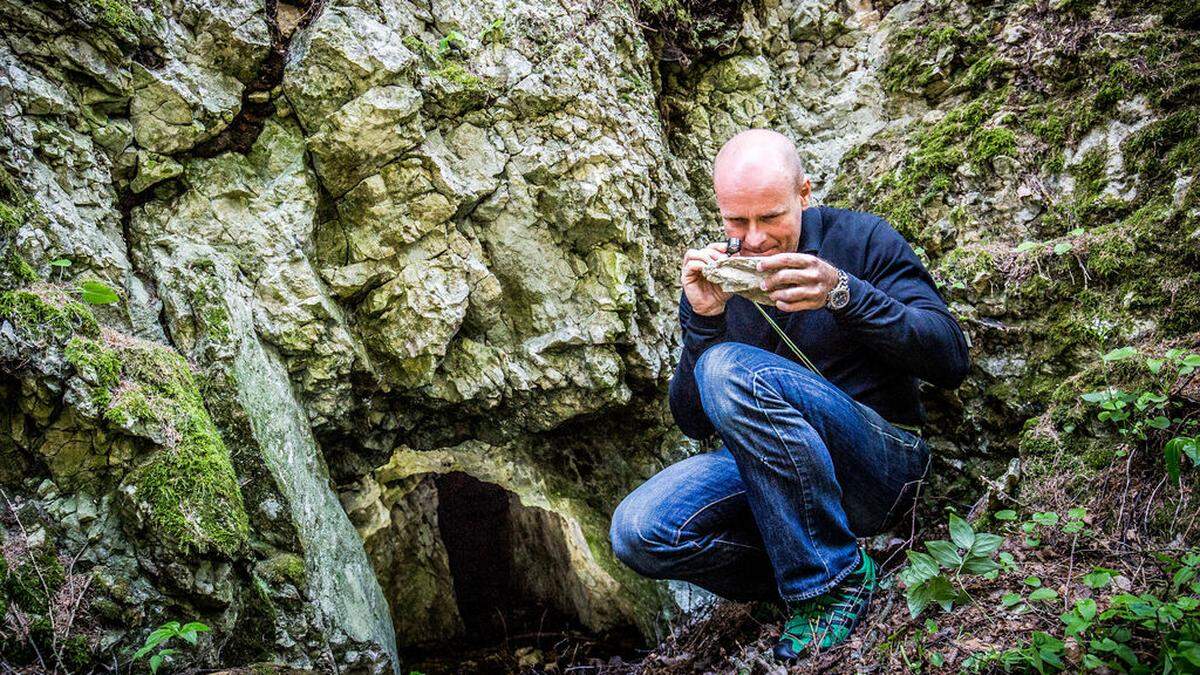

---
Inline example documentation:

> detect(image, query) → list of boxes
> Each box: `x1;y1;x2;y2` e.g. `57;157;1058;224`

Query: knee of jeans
695;343;756;428
609;500;684;578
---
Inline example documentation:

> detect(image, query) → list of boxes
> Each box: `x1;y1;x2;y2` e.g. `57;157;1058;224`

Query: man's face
714;168;810;257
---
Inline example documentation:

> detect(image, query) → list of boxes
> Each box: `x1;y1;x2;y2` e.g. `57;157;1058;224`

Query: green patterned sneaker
771;548;878;662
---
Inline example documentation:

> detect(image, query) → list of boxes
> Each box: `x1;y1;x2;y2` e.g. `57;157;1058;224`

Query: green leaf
1083;569;1113;589
179;621;210;633
150;654;162;674
994;509;1017;521
79;280;119;305
1147;357;1165;373
1032;512;1059;526
1166;437;1184;482
49;258;72;267
1053;241;1072;255
1001;592;1022;607
1081;389;1117;403
1068;507;1087;520
1075;598;1097;620
970;532;1004;558
906;575;959;618
180;630;198;645
925;540;962;568
1182;437;1200;465
900;550;941;586
949;513;975;550
1102;346;1138;362
1025;575;1043;587
1015;240;1042;253
962;556;999;575
1029;587;1059;602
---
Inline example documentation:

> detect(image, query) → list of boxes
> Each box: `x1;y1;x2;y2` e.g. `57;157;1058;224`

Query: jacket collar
798;204;824;254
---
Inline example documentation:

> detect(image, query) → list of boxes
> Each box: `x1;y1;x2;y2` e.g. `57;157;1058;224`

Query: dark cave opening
434;471;530;638
401;471;644;673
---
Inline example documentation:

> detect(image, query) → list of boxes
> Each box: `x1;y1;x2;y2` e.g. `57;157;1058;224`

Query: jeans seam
750;369;832;579
672;490;747;546
681;534;765;552
781;551;860;603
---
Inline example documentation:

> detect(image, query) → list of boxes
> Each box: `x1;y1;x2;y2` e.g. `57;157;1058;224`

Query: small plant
1081;347;1200;476
972;550;1200;673
78;279;118;305
898;513;1005;617
130;620;210;673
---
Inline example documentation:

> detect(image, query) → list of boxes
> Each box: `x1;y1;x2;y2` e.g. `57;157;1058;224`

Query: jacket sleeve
831;221;971;389
667;291;729;440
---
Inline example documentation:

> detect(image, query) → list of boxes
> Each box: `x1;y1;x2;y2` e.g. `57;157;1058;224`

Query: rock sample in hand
702;256;773;304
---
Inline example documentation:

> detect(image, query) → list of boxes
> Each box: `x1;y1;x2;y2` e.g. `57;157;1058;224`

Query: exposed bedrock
2;0;1196;669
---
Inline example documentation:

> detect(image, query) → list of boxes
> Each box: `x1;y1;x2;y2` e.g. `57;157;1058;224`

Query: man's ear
797;178;812;208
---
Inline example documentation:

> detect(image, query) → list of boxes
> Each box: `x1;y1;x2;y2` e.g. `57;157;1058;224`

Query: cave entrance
392;470;642;671
433;471;576;639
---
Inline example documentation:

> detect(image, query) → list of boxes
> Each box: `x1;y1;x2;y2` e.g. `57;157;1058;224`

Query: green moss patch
85;337;251;558
0;286;100;340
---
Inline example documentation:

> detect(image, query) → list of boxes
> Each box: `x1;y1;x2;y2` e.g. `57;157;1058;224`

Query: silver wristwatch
826;268;850;311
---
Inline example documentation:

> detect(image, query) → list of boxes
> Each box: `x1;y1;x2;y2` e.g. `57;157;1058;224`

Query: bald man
609;129;970;662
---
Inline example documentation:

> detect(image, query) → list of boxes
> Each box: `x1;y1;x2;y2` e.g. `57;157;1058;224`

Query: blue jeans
609;342;931;604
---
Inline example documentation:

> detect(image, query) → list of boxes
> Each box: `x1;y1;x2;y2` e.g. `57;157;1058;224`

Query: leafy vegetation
130;620;211;674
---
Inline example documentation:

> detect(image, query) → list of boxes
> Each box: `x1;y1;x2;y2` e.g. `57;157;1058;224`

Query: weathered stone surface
703;256;773;304
5;0;1195;668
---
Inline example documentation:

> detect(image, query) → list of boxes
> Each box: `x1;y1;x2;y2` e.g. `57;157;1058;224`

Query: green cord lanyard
749;301;923;438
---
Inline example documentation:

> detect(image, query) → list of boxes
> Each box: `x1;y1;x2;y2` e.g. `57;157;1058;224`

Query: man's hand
682;242;733;316
756;253;840;312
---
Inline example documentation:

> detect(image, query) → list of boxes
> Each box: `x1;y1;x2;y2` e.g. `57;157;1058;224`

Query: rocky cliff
0;0;1196;671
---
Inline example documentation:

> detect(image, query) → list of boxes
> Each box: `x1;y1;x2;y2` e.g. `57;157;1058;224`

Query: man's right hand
681;242;732;316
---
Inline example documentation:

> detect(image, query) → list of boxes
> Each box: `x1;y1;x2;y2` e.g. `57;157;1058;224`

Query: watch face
829;288;850;309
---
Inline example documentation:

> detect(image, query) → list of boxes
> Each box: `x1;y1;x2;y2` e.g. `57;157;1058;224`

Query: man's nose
744;224;769;251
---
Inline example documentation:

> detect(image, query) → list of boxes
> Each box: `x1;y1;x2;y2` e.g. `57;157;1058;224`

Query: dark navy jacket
669;205;971;440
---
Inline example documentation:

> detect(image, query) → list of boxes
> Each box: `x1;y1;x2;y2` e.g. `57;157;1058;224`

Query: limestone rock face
3;0;1196;669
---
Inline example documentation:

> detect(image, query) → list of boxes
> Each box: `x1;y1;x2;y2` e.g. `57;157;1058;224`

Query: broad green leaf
1166;437;1184;482
1001;592;1022;607
900;551;941;586
1015;240;1042;253
1025;575;1042;587
1029;587;1059;602
949;513;975;550
962;556;999;575
179;622;210;633
1032;512;1059;526
1075;598;1097;620
150;654;163;674
1182;437;1200;465
1102;346;1138;362
1068;507;1087;520
994;509;1017;521
1147;358;1165;373
925;540;962;568
1081;389;1117;403
49;258;72;267
79;279;119;305
970;532;1004;558
1053;241;1072;255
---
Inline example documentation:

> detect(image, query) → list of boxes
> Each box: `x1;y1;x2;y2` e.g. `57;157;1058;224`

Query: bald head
711;129;812;257
712;129;807;194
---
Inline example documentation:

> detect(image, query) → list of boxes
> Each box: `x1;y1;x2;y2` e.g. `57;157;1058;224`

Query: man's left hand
756;253;840;312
